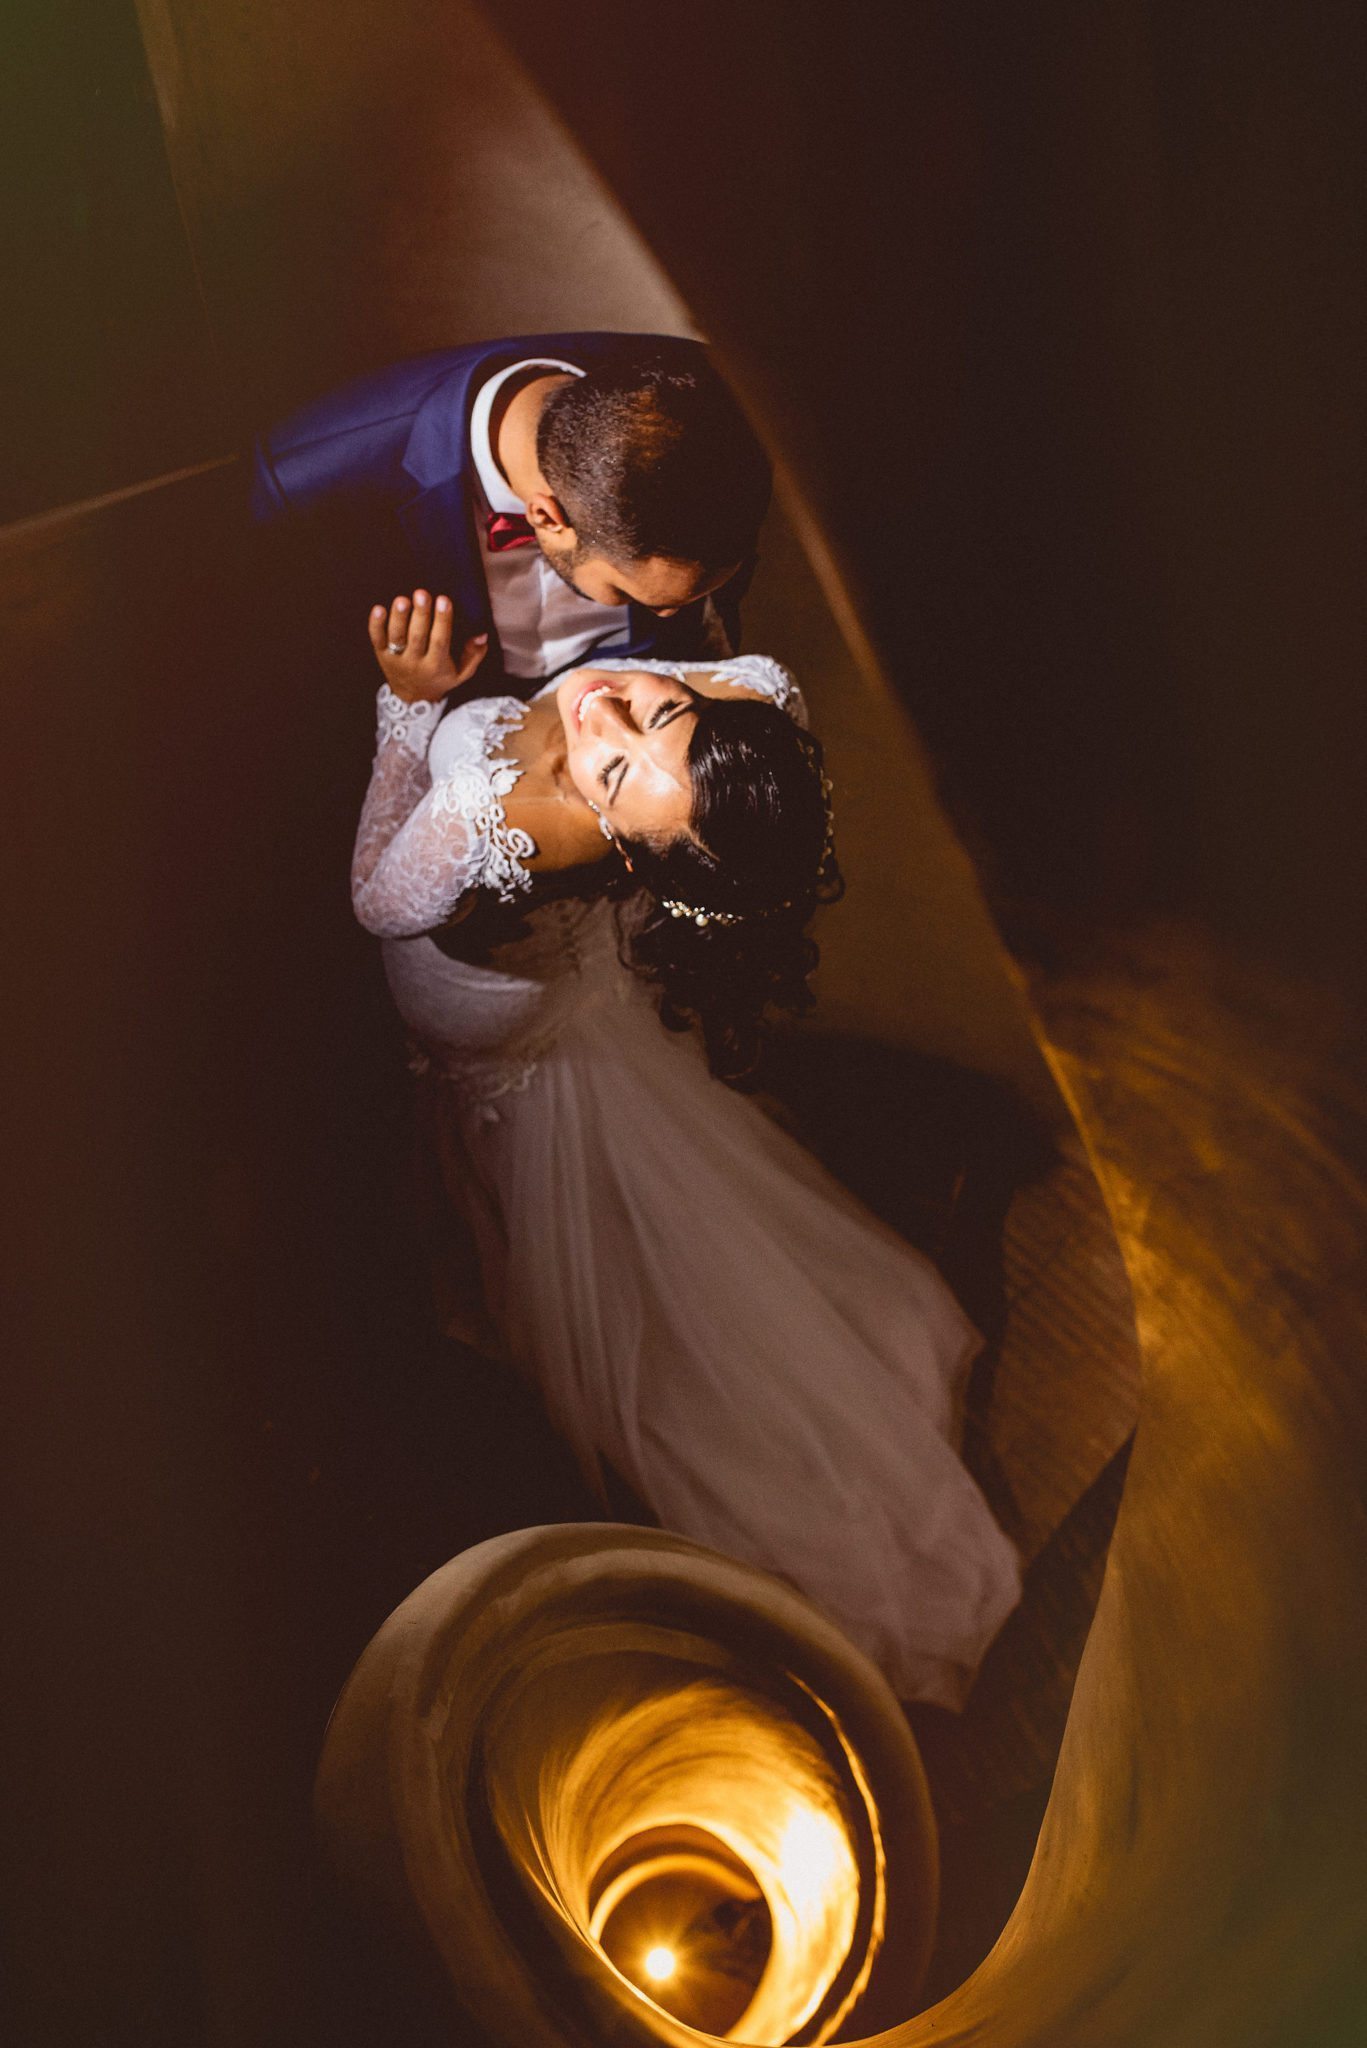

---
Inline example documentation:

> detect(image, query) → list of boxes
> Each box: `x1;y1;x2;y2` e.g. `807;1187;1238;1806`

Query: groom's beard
538;535;603;604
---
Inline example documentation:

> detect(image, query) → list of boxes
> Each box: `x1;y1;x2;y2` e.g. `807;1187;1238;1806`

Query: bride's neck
525;698;579;799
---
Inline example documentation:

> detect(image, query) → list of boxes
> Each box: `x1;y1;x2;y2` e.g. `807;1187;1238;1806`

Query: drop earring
587;800;614;843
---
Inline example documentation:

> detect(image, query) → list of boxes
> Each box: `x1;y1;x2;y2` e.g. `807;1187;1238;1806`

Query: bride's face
557;668;699;842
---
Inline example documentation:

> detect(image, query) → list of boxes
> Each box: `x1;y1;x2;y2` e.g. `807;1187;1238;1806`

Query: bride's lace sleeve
350;687;535;939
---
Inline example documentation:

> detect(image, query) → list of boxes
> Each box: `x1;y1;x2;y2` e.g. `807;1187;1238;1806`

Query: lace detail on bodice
405;1034;552;1122
430;700;537;904
351;688;535;939
353;657;809;942
383;894;630;1123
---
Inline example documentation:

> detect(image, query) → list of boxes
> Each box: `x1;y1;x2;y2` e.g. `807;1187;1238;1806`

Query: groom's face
536;529;738;617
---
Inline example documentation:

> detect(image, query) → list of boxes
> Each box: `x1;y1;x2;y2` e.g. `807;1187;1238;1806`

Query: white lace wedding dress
352;656;1022;1706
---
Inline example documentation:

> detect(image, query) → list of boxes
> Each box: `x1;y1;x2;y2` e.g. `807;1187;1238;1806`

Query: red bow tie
485;509;537;553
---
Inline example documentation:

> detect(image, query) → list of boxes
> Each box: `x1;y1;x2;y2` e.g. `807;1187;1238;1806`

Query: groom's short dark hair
537;346;771;573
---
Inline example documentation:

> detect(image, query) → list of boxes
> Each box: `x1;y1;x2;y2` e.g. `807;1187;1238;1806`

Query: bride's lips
568;675;618;731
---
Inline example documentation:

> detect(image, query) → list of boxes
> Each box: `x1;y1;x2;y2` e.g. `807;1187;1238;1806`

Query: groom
250;330;772;694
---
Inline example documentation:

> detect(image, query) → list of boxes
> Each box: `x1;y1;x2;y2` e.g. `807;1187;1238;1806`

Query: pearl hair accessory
661;899;749;929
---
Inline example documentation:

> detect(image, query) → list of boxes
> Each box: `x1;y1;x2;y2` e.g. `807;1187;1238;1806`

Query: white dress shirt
468;357;626;680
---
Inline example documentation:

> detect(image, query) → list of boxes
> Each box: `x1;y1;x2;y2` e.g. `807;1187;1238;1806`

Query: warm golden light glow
485;1651;878;2042
776;1804;852;1917
317;1528;940;2047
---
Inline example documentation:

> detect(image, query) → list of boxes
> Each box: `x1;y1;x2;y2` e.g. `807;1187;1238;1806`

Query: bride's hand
368;590;488;703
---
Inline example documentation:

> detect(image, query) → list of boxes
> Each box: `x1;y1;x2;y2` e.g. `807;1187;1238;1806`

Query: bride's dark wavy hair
614;696;844;1084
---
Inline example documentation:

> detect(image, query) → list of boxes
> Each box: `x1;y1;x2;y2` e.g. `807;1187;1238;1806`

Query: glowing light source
317;1529;940;2046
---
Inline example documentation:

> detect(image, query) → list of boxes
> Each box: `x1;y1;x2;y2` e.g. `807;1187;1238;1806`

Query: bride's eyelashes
595;694;691;803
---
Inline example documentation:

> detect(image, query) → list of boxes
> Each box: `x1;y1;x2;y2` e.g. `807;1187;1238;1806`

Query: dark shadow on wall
0;463;600;2047
760;1037;1057;1336
483;0;1367;1004
0;0;223;522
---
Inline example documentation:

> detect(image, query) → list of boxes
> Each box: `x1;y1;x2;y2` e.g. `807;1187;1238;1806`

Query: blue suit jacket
250;331;753;682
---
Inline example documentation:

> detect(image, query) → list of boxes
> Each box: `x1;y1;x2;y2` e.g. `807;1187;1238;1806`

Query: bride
352;586;1021;1708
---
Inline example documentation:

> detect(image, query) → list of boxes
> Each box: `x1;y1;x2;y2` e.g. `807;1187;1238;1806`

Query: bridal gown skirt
383;898;1022;1708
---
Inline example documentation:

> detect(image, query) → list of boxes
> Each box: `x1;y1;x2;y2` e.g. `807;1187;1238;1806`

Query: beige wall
134;0;694;418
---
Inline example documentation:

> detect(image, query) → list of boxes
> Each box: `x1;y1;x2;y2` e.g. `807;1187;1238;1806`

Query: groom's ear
525;490;576;542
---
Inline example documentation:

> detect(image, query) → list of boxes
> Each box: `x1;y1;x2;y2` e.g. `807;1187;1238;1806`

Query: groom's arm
247;365;446;620
248;425;419;649
249;344;481;519
249;416;409;530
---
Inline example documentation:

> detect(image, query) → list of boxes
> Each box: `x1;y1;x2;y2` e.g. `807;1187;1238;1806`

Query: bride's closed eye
604;702;688;791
